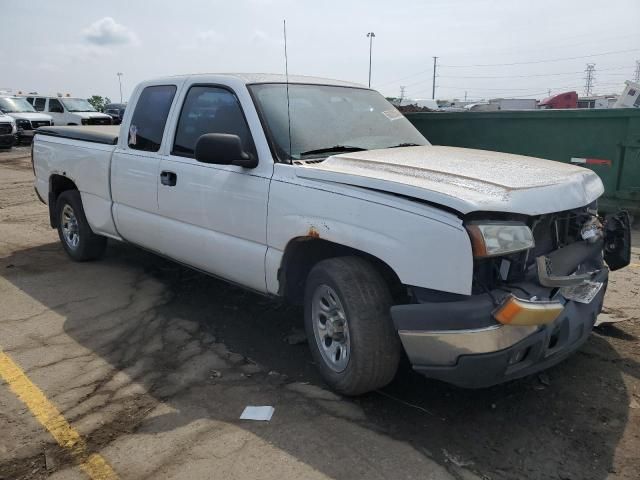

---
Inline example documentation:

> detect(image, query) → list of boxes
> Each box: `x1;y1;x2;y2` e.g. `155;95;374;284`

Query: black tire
304;256;401;395
56;190;107;261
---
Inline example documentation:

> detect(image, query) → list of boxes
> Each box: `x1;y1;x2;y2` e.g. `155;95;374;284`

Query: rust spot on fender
307;227;320;238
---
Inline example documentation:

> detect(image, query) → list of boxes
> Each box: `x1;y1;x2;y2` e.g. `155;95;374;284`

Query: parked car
103;103;126;125
25;95;111;126
0;96;52;143
0;111;17;149
31;73;631;395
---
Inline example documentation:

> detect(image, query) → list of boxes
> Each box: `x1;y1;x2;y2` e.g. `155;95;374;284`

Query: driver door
157;85;270;292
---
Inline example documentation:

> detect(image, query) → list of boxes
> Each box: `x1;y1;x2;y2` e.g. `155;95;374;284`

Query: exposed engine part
580;216;603;243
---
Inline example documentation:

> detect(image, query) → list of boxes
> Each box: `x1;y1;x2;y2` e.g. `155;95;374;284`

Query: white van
0;96;53;143
25;95;111;126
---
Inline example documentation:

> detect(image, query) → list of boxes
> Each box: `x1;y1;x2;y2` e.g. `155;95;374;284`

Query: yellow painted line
630;263;640;268
0;350;118;480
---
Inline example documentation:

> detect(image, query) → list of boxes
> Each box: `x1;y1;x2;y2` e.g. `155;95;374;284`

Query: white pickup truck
32;74;631;395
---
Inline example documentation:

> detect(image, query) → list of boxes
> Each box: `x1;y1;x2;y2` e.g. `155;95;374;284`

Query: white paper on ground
240;406;275;421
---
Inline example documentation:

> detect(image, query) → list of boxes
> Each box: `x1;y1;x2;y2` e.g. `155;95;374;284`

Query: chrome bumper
398;324;537;366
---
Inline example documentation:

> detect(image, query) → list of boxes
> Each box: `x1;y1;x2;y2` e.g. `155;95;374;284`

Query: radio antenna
283;19;292;161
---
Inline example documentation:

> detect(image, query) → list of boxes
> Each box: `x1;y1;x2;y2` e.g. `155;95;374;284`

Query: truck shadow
1;241;637;480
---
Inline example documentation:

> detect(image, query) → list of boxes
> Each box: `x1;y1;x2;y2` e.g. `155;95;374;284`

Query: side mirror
194;133;257;168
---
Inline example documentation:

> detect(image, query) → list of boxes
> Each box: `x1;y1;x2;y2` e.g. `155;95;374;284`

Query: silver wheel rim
311;284;350;373
61;204;80;250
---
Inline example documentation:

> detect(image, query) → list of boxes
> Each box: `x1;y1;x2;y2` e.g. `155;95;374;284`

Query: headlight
466;222;534;258
16;119;31;128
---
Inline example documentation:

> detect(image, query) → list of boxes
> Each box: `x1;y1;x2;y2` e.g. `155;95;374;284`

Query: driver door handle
160;170;177;187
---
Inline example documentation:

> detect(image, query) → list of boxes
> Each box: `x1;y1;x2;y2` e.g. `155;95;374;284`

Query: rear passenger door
157;84;270;292
111;84;179;250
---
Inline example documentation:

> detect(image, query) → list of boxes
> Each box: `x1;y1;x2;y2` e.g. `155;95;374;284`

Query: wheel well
279;237;405;305
48;175;78;227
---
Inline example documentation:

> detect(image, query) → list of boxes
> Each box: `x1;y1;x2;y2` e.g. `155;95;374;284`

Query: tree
87;95;112;112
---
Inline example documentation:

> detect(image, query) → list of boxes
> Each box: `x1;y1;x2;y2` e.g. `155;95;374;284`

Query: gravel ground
0;146;638;480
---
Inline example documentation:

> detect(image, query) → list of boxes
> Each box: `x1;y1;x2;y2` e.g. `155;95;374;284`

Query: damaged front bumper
392;268;609;388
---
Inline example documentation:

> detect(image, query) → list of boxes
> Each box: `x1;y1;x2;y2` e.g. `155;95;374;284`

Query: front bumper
17;128;35;138
392;268;608;388
0;133;15;147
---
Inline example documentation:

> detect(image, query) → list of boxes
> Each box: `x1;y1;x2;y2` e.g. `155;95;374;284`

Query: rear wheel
56;190;107;261
304;256;401;395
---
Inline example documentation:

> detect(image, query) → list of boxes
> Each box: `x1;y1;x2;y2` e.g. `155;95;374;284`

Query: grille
0;123;12;134
32;121;51;128
86;117;111;126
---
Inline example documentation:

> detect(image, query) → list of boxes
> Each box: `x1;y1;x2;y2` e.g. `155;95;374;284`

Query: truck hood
295;146;604;215
74;112;111;119
9;112;52;122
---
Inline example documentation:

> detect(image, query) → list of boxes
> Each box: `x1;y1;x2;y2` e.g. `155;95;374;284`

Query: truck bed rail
35;125;119;145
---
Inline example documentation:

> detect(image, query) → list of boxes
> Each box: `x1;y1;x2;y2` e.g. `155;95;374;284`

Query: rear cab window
128;85;177;152
33;98;46;111
172;85;255;158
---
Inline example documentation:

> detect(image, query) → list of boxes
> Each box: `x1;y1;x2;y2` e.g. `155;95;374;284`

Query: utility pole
584;64;595;96
117;72;124;103
548;89;552;97
634;60;640;83
399;86;406;106
464;91;467;102
366;32;375;88
432;56;438;100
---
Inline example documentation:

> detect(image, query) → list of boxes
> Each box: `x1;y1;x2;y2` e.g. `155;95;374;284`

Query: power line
440;48;640;68
376;54;637;89
385;65;634;93
437;66;631;79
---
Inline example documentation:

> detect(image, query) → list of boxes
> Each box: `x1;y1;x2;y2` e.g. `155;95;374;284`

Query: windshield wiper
299;145;366;157
388;143;422;148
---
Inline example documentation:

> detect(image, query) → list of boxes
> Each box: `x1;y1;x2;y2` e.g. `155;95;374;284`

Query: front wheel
304;256;401;395
56;190;107;261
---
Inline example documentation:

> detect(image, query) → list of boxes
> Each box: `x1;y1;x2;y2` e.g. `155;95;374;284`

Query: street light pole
431;56;438;100
366;32;375;88
117;72;123;103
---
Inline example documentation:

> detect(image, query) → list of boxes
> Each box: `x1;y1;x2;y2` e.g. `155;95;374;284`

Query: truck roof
154;73;368;89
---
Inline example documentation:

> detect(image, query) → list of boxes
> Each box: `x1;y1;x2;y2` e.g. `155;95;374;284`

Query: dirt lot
0;146;639;480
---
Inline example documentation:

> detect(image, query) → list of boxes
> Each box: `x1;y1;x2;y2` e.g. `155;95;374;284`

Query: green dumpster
406;109;640;215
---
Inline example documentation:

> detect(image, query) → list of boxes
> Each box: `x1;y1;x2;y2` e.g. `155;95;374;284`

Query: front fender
266;174;473;296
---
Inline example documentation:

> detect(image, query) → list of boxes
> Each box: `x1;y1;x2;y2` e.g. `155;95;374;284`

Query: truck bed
36;125;119;145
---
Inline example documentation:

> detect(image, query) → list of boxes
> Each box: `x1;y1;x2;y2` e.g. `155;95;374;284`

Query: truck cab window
128;85;177;152
49;98;64;113
34;98;46;111
172;86;255;158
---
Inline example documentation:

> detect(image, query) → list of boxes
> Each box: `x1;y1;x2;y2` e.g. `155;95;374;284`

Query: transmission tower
584;64;596;96
634;61;640;83
399;86;406;105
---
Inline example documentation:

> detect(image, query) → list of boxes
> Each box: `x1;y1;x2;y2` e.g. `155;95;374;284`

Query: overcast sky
2;0;639;102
